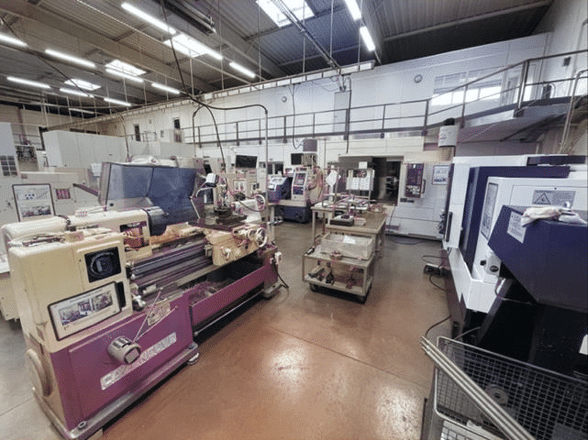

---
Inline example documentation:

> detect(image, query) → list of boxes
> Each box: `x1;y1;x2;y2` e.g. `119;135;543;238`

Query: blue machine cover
488;205;587;313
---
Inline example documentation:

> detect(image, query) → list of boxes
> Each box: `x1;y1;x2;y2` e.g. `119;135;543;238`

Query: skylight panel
257;0;314;28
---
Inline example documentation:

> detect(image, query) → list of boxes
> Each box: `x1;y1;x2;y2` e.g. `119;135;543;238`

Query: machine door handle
444;212;453;242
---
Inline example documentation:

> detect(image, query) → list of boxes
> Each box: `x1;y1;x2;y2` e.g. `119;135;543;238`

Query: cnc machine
442;155;587;324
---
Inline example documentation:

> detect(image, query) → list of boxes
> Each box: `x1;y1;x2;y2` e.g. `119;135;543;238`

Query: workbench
310;202;389;252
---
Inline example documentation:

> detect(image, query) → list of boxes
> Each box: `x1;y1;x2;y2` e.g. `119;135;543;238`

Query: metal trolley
421;337;587;440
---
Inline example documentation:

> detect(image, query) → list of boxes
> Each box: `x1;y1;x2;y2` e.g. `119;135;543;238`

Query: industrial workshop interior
0;0;587;439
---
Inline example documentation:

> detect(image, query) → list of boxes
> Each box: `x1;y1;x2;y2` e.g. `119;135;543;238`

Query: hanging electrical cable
158;0;280;247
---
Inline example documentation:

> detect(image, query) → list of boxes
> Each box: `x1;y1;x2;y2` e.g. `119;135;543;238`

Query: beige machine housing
9;229;132;353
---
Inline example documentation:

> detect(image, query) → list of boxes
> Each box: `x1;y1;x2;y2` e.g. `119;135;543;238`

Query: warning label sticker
532;190;575;206
507;212;526;243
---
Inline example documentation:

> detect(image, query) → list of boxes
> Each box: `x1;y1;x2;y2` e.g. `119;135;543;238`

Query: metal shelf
303;247;375;300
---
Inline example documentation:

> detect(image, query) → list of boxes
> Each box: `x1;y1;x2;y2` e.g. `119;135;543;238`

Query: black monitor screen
291;153;302;165
235;155;257;168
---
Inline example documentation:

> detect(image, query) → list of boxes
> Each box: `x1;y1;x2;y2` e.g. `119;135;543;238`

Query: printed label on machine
432;165;450;185
507;212;526;243
100;332;177;390
147;300;171;327
532;190;575;206
49;283;121;340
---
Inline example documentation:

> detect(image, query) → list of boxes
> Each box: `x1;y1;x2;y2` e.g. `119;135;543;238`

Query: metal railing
123;49;587;147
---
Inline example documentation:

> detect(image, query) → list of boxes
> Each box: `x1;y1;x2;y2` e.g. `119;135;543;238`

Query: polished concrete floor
0;221;451;440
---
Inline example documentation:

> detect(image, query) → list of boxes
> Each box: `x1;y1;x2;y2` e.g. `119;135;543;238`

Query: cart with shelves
302;244;375;303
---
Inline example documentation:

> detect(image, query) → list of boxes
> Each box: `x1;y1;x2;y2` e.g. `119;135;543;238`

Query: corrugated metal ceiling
0;0;553;115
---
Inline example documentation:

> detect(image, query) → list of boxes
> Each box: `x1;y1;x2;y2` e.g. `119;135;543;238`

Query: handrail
560;68;588;153
121;49;588;146
431;48;587;104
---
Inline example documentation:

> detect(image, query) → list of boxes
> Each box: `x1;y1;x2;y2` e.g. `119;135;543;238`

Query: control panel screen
294;173;306;186
49;283;121;340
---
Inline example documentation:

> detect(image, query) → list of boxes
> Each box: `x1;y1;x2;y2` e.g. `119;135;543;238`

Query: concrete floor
0;221;451;440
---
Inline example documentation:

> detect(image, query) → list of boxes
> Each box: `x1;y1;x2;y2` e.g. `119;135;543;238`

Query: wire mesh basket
426;337;587;440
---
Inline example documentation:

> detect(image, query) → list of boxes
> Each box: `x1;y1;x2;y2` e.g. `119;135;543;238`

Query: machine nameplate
507;212;526;243
100;332;177;390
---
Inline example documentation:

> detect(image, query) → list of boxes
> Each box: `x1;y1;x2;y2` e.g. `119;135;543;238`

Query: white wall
535;0;588;96
98;34;549;148
43;131;128;168
0;104;86;154
0;104;84;128
85;33;553;170
0;123;17;157
43;130;202;169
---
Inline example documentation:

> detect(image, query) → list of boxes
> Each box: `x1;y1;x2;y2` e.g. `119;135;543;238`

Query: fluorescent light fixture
106;68;144;83
343;0;362;21
121;3;176;34
0;33;27;47
229;61;255;79
45;49;96;69
60;88;94;98
104;97;132;106
105;59;146;76
359;26;376;52
69;108;96;114
256;0;314;28
7;76;51;89
64;78;100;91
152;82;181;94
164;34;222;60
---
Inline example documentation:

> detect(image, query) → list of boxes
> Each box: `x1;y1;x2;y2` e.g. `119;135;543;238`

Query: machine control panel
405;163;425;198
291;172;307;201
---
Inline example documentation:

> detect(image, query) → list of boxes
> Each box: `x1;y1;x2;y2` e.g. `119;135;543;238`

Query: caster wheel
309;283;319;292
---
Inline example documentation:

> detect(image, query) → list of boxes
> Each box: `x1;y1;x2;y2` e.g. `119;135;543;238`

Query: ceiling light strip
164;34;222;60
344;0;362;21
45;49;96;69
106;68;144;83
121;2;176;35
64;79;100;91
69;108;96;114
60;88;94;98
152;82;181;94
7;76;51;89
360;26;376;52
0;33;27;47
229;62;256;79
105;60;146;76
104;97;132;106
